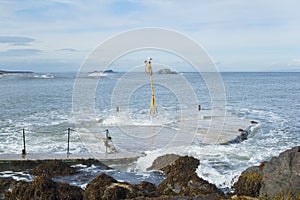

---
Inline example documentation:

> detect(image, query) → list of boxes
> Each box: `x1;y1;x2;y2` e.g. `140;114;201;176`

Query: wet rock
233;163;264;198
233;172;262;198
84;173;158;200
259;146;300;199
31;160;77;177
157;156;224;198
160;155;199;176
84;173;118;200
6;175;83;200
136;181;157;197
102;182;138;200
0;177;16;200
147;154;180;171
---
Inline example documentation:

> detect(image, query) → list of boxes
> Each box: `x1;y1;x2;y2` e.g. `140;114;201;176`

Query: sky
0;0;300;72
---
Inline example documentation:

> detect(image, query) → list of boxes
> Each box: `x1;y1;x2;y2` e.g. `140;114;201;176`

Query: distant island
157;68;177;74
0;70;33;75
104;69;115;73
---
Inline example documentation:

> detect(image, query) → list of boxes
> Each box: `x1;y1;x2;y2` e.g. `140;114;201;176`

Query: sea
0;71;299;192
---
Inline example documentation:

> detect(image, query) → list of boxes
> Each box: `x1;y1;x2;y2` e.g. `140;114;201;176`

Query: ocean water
0;71;299;191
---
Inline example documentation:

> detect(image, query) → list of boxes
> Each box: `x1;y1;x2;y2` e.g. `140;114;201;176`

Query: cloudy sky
0;0;300;72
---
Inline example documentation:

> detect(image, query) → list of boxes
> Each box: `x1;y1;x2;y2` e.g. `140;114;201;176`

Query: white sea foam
33;74;55;79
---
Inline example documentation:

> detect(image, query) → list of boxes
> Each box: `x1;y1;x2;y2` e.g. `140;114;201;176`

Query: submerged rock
157;156;224;198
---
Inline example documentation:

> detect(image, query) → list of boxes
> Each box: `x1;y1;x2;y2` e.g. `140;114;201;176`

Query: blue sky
0;0;300;72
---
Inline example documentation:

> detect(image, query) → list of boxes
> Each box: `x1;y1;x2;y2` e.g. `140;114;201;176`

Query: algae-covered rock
233;172;262;197
160;155;199;176
84;173;157;200
0;177;16;200
157;156;224;198
84;173;118;200
31;160;77;177
6;175;83;200
136;181;157;197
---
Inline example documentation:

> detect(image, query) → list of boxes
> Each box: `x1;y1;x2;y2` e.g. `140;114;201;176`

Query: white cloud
1;0;300;72
288;59;300;66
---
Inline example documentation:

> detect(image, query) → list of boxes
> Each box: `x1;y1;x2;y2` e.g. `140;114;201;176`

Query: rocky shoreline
0;146;299;200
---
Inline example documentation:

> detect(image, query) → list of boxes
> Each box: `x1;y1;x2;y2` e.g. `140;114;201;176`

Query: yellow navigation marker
144;58;157;115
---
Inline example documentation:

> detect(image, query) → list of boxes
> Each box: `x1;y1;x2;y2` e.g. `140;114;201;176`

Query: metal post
22;128;26;155
67;128;70;154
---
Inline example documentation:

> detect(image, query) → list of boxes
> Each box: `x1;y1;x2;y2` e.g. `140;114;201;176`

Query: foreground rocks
5;175;83;200
1;146;300;199
84;173;157;200
157;156;225;199
83;156;226;200
234;146;300;199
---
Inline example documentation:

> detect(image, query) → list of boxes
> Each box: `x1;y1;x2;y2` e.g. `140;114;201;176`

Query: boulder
84;173;118;200
6;175;83;200
147;154;180;171
157;156;224;198
234;146;300;199
84;173;157;200
259;146;300;199
233;163;264;198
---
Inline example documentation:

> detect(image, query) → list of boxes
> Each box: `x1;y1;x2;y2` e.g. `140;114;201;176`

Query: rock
157;156;224;198
136;181;157;197
259;146;300;199
157;68;177;74
233;172;262;198
84;173;118;200
6;175;83;200
147;154;180;171
84;173;157;200
0;177;16;200
31;160;77;177
233;163;264;198
102;183;138;200
104;70;114;73
234;146;300;199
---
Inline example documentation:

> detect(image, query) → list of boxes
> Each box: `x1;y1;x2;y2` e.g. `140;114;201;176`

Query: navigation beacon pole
144;58;157;115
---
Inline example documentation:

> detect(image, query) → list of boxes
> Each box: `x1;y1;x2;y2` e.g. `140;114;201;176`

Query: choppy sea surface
0;71;299;191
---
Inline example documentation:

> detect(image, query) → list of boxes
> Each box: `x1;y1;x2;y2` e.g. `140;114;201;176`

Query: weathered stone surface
157;156;224;198
5;175;83;200
259;146;300;199
31;160;77;177
234;146;300;199
147;154;180;171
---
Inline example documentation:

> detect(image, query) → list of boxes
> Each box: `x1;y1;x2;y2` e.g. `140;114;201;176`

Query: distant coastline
0;70;33;75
